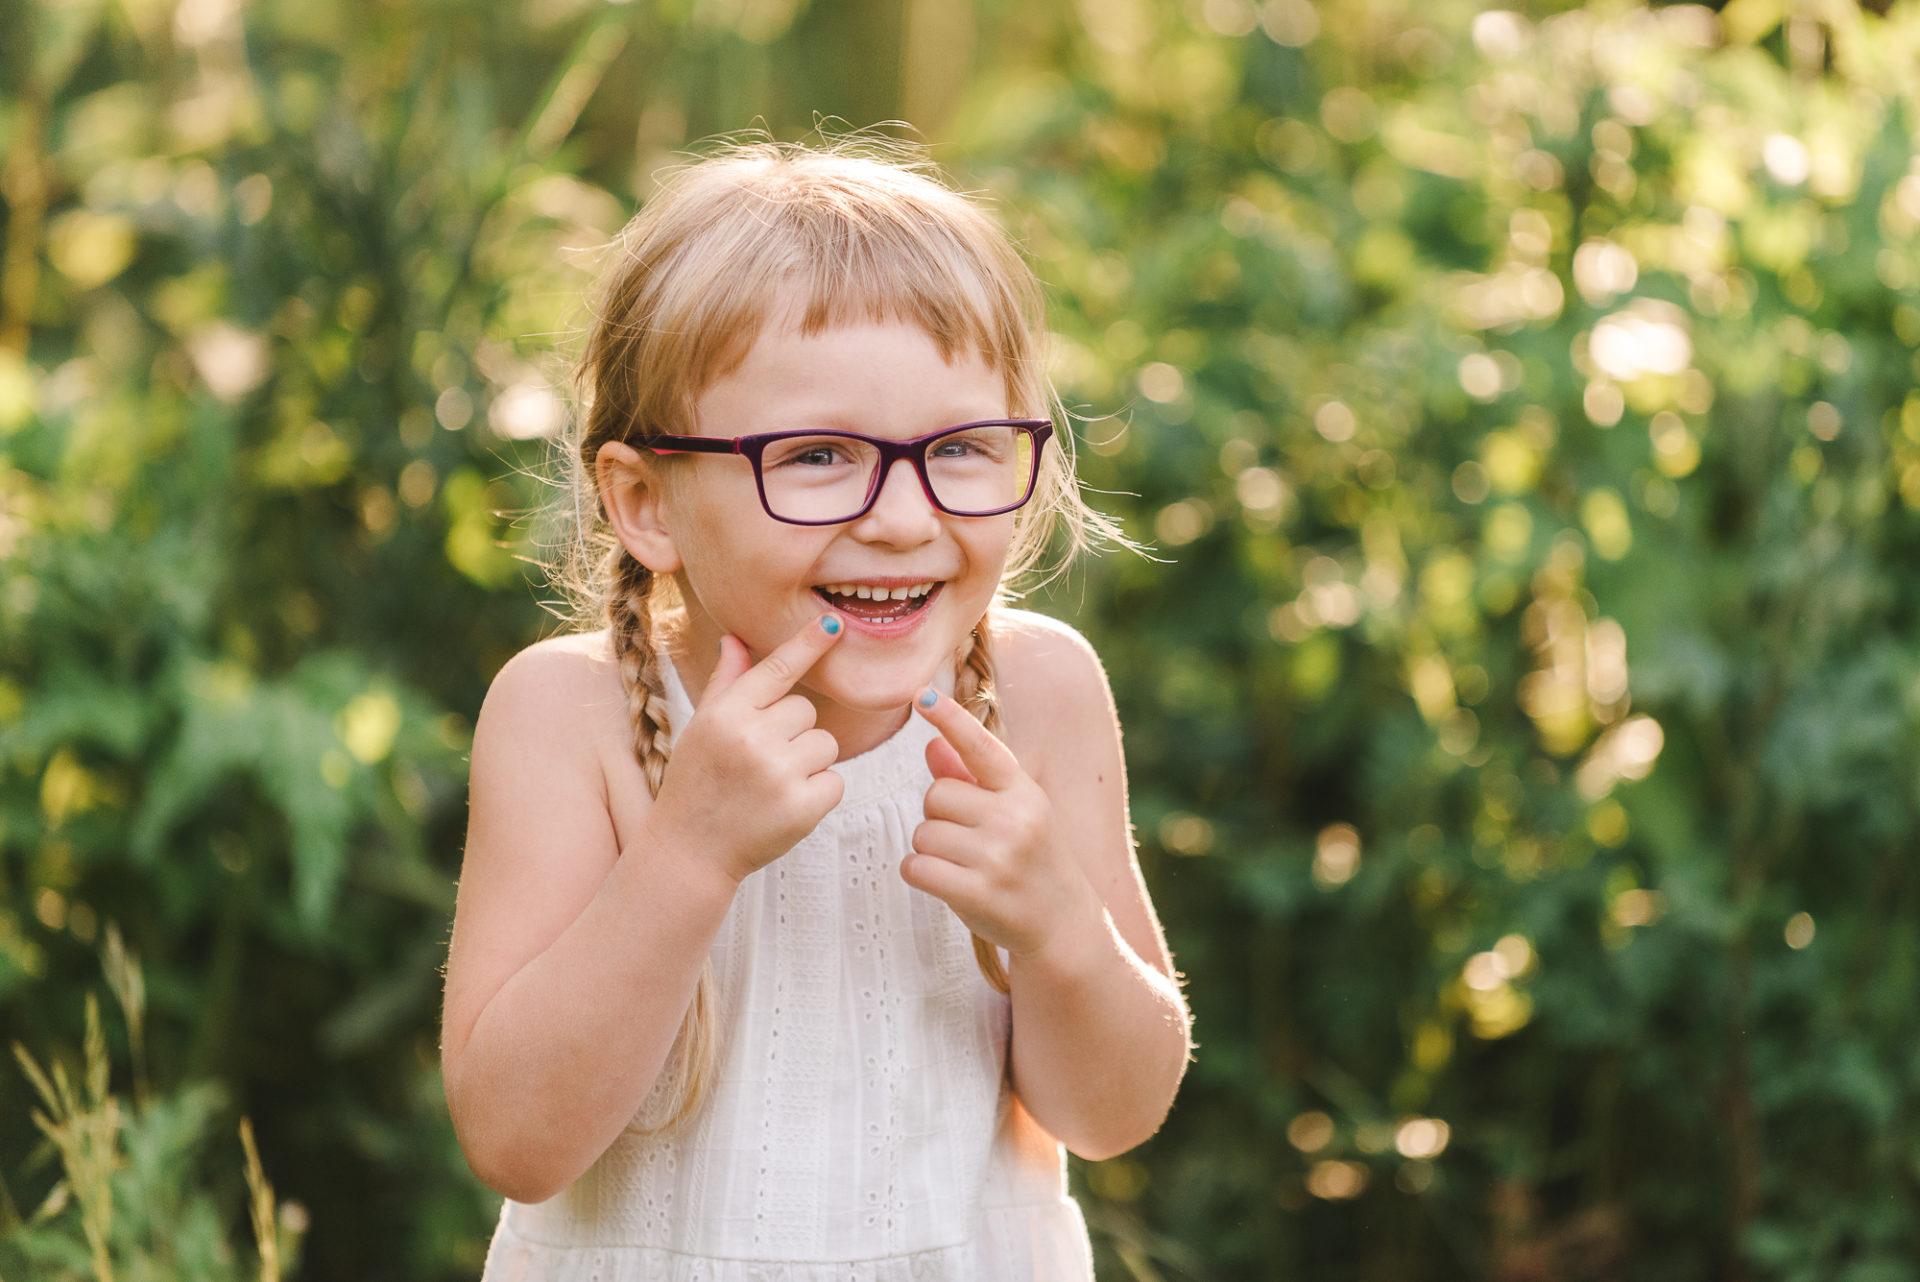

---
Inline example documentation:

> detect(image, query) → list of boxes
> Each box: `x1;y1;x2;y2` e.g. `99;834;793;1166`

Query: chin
809;646;948;713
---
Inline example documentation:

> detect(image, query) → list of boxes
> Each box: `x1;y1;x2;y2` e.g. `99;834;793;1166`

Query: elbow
1065;1136;1136;1164
1057;1043;1190;1162
457;1126;575;1206
475;1163;569;1208
446;1068;576;1206
1062;1102;1174;1163
1055;1074;1182;1162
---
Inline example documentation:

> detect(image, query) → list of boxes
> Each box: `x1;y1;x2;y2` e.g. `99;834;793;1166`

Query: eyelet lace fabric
478;659;1093;1282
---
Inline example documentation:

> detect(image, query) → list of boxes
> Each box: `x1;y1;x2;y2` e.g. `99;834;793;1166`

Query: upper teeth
818;582;938;601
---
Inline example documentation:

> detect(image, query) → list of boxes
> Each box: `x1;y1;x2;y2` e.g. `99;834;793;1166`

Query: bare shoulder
467;629;651;852
482;628;621;713
476;630;632;767
991;608;1114;706
989;608;1119;764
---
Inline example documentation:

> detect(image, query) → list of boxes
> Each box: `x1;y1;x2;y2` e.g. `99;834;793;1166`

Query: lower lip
812;584;943;638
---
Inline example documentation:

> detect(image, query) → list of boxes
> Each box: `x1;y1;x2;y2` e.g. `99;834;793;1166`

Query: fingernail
821;614;842;636
918;688;938;709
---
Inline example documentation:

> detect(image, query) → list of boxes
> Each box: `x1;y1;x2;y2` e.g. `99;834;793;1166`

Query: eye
930;428;1009;462
767;437;859;468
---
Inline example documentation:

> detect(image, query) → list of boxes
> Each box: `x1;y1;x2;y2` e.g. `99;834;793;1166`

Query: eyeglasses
635;419;1055;526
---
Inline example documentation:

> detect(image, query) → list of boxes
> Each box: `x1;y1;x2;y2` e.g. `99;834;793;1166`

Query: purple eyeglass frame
634;418;1055;527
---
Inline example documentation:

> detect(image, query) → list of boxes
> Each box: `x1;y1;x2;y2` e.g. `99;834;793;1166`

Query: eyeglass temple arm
632;434;741;456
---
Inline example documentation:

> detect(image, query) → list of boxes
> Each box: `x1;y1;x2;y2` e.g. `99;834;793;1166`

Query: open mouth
812;580;943;624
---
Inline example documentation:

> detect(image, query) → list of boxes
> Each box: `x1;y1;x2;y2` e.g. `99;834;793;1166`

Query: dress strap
655;648;696;735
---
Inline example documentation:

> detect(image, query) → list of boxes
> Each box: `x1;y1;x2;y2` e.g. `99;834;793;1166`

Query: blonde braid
606;552;673;796
953;614;1013;996
606;550;719;1132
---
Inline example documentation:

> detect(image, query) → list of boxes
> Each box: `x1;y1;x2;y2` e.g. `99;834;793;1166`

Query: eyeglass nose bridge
849;438;947;523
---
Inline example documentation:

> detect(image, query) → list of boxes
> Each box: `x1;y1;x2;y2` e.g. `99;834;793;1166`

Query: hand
903;689;1104;964
647;614;846;883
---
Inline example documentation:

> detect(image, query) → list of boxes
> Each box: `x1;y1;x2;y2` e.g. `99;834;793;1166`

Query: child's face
659;315;1019;720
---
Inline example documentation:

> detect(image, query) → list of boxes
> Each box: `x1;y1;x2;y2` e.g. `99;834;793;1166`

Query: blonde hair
553;135;1117;1131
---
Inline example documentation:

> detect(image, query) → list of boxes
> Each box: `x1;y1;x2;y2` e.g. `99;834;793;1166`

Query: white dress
478;658;1095;1281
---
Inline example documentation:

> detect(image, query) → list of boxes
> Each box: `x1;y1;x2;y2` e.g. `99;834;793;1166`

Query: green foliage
959;1;1920;1276
3;944;300;1282
0;0;595;1273
6;0;1920;1278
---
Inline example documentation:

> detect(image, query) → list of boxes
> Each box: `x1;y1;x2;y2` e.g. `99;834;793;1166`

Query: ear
596;441;682;575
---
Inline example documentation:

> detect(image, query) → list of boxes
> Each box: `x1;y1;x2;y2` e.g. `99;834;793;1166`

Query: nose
849;458;941;546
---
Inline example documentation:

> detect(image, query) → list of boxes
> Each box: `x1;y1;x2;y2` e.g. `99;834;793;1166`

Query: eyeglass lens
759;424;1035;523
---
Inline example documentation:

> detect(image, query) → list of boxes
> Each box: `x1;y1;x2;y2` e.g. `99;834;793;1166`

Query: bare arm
442;621;845;1203
440;640;729;1203
905;614;1191;1160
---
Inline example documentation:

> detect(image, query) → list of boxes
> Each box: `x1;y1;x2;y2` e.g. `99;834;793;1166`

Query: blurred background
6;0;1920;1277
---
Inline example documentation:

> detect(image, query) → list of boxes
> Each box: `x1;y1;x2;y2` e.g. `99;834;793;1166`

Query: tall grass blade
239;1117;279;1282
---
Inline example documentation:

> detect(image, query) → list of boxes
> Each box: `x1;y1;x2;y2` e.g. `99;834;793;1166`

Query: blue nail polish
821;614;842;635
918;688;938;708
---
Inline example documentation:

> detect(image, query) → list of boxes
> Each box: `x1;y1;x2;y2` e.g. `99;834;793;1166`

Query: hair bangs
644;174;1038;425
786;216;1025;382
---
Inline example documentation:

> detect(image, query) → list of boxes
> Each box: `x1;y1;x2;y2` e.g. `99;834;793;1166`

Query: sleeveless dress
478;657;1095;1281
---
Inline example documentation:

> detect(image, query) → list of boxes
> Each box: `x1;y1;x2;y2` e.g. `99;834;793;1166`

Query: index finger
732;612;846;708
913;688;1021;790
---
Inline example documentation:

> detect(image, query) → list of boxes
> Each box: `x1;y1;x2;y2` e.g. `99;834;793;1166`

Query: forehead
705;283;1002;377
694;315;1007;432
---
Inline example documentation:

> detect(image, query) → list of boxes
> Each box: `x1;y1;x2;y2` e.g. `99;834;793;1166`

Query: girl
440;139;1191;1281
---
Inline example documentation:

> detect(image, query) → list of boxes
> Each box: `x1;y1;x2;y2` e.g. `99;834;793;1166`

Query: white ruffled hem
479;1199;1093;1282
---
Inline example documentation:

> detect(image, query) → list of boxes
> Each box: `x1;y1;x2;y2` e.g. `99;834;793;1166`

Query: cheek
677;517;833;618
959;519;1018;587
690;538;799;594
672;478;798;576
